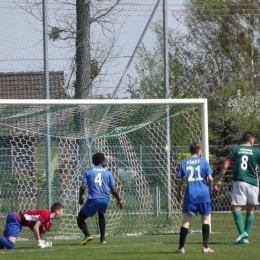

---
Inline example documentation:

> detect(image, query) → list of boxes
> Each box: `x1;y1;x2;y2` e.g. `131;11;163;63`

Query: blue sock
0;236;15;249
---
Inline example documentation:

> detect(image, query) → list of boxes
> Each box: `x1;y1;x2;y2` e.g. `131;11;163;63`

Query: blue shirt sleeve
108;171;115;187
82;170;88;183
177;161;185;178
204;160;213;176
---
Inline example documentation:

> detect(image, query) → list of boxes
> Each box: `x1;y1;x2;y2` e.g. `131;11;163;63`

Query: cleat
80;236;93;245
100;237;106;244
233;232;248;244
174;248;185;254
234;238;249;245
202;247;214;253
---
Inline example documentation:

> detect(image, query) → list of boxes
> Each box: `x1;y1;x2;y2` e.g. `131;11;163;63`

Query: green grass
1;212;260;259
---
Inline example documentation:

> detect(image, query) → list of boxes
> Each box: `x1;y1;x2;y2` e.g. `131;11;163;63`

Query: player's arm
176;178;183;203
215;159;231;191
78;182;86;205
207;174;213;194
110;186;124;209
32;219;44;247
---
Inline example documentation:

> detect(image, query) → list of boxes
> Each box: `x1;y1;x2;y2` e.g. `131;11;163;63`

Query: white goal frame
0;98;209;231
0;98;209;160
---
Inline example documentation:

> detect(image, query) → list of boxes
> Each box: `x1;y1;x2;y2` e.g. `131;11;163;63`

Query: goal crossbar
0;98;209;161
0;98;209;235
0;98;207;105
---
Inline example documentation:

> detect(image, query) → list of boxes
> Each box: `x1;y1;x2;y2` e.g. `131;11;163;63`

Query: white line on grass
1;242;166;255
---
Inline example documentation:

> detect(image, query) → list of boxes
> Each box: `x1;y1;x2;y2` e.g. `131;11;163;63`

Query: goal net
0;99;208;238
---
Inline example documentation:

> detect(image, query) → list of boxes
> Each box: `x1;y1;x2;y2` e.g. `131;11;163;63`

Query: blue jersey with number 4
178;157;212;204
82;166;115;200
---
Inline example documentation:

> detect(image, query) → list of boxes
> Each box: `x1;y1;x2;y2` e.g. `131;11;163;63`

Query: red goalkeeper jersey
21;209;52;235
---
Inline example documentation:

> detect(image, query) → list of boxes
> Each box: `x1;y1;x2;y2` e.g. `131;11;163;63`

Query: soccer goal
0;99;208;238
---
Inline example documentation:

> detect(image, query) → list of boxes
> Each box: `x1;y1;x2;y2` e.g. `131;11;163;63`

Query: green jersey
228;145;260;187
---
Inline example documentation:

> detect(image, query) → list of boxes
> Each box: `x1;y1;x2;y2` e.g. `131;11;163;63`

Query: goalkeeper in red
174;142;213;254
215;131;260;244
0;202;64;249
77;152;124;245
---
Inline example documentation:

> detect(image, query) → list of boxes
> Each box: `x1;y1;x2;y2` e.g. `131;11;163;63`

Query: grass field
1;212;260;260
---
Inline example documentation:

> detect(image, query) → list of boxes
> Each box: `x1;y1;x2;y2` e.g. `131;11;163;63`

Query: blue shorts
81;199;109;217
182;200;211;215
4;213;22;237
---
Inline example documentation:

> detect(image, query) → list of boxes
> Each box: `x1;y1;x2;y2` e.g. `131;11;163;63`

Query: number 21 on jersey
187;165;203;181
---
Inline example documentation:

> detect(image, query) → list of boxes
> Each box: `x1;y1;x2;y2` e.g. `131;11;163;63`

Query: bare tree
17;0;122;98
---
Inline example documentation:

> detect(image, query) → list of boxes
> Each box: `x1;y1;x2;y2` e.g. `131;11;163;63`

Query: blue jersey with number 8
82;165;115;200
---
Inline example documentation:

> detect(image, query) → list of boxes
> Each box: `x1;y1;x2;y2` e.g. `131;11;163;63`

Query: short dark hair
242;132;254;143
92;152;105;166
189;142;201;154
51;202;64;212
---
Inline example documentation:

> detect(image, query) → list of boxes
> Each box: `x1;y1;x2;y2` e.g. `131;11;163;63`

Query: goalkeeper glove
37;240;52;248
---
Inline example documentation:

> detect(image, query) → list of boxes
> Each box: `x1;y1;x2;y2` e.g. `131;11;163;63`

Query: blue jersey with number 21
82;165;115;200
178;157;212;204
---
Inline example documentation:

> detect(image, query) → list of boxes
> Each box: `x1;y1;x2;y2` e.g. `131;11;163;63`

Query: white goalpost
0;98;208;237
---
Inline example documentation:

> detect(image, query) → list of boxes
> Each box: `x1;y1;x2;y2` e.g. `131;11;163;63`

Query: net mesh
0;102;203;237
1;0;166;99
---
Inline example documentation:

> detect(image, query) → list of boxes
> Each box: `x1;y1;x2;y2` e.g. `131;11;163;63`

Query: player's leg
77;210;93;245
232;205;249;244
232;205;244;233
174;200;193;254
0;213;20;249
174;213;191;254
244;183;258;237
232;182;249;244
98;212;106;243
200;202;213;253
97;199;109;244
0;236;15;249
180;213;191;244
77;211;90;237
245;204;255;235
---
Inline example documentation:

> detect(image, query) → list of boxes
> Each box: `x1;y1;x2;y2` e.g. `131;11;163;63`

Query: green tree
126;24;165;99
18;0;121;98
209;116;241;181
172;0;260;134
127;1;260;181
125;20;204;147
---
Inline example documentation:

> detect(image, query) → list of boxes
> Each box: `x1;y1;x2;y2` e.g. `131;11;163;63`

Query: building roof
0;71;67;99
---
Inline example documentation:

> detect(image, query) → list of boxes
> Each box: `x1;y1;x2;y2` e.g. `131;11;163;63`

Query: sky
0;0;185;97
168;0;185;29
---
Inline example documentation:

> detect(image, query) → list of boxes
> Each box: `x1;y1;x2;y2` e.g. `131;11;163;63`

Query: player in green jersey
215;132;260;245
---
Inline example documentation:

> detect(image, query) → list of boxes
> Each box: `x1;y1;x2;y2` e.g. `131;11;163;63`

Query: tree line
127;0;260;180
20;0;260;181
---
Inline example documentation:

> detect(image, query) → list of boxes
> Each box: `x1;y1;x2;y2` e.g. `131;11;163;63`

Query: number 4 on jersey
95;172;102;186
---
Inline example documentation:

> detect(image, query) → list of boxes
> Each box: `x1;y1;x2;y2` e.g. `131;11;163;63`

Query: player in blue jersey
77;152;124;245
174;142;214;254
